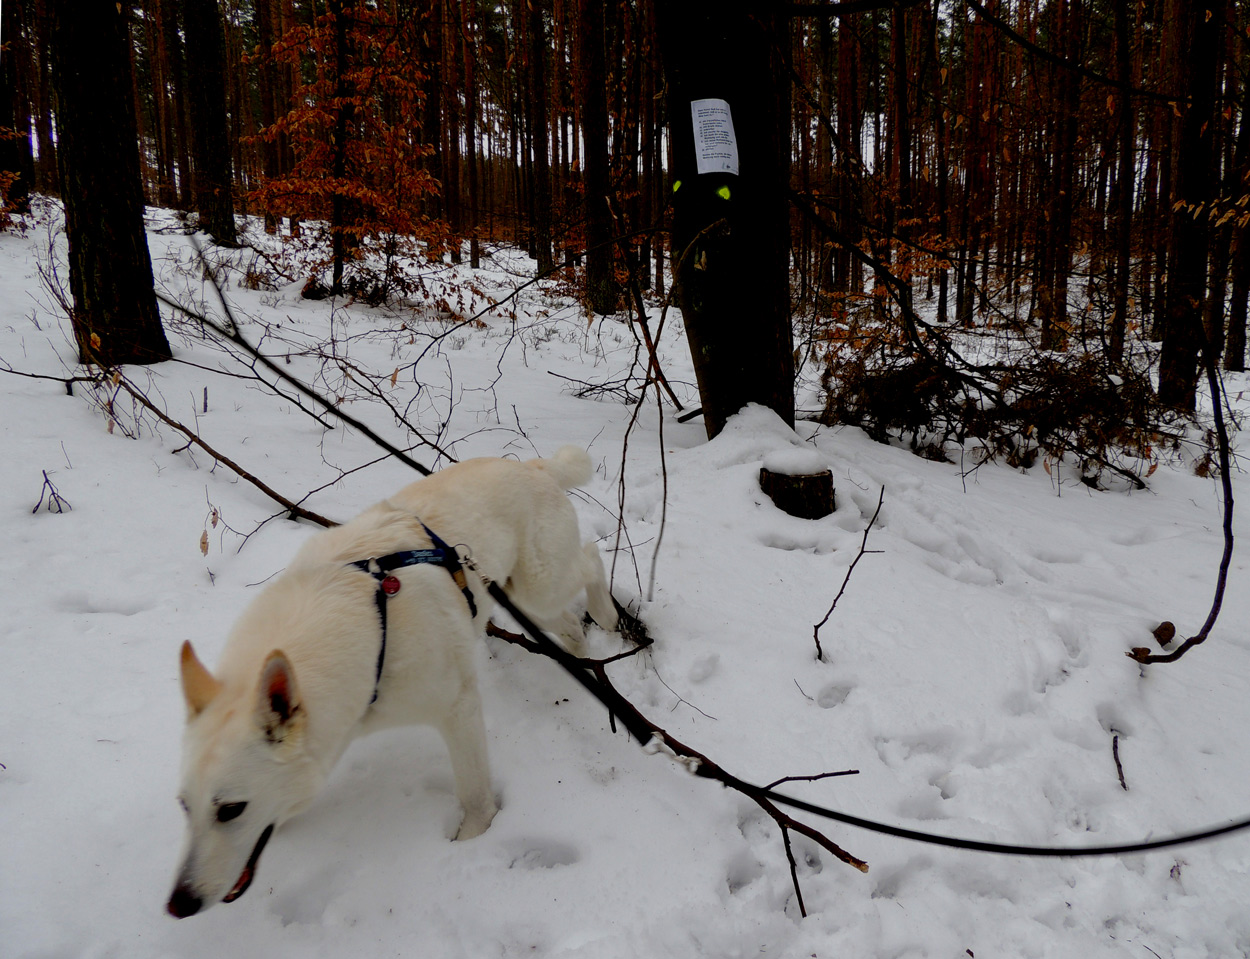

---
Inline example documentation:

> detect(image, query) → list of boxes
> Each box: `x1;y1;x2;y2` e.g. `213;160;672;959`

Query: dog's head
167;641;319;918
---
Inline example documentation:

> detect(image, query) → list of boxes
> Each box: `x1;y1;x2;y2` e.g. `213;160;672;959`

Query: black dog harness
350;523;478;704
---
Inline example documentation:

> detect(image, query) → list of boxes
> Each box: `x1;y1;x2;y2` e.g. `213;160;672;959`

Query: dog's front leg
439;685;498;840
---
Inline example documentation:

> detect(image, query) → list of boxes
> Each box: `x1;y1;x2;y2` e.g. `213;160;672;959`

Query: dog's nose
167;884;203;918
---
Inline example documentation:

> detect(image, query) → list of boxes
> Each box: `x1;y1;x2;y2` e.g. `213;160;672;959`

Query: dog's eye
216;802;248;823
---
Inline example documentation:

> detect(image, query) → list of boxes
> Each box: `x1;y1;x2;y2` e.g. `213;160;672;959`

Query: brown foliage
246;2;448;299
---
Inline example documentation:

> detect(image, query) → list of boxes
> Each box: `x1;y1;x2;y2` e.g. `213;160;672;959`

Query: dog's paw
454;805;498;840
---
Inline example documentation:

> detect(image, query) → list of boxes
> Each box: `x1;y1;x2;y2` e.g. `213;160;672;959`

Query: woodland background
2;0;1250;473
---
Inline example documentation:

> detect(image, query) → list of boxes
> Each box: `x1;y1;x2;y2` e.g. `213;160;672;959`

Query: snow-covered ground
3;206;1249;958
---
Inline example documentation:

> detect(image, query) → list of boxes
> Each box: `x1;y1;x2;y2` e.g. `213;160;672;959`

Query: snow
760;445;829;476
3;205;1250;958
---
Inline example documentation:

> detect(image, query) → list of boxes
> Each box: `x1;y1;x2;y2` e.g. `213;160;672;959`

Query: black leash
351;523;477;704
758;786;1250;858
476;565;1250;859
351;519;1250;859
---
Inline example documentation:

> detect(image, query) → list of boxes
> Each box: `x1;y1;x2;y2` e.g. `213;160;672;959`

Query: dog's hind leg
438;684;498;841
581;541;618;632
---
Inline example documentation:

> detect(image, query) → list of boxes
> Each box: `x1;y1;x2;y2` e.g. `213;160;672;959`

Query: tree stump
759;450;834;520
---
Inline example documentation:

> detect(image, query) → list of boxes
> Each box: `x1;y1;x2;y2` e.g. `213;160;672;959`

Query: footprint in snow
506;839;580;870
687;654;719;684
815;683;853;709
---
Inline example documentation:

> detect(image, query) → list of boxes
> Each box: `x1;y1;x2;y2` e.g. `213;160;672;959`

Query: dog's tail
535;445;594;489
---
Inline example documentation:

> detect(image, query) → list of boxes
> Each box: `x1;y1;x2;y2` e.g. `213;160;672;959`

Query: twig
780;825;807;918
32;470;71;513
0;360;96;395
1112;734;1128;791
647;384;668;602
607;200;684;411
547;370;639;403
813;487;885;661
765;769;861;791
158;289;441;478
110;373;337;528
609;223;715;598
475;575;870;878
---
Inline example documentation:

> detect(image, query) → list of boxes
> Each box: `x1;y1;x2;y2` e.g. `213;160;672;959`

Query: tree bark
461;0;481;269
49;0;170;367
31;0;58;195
183;0;237;244
656;0;795;439
1;0;35;214
1157;0;1223;412
579;0;615;312
253;0;280;233
327;0;356;293
527;0;554;273
1107;0;1134;363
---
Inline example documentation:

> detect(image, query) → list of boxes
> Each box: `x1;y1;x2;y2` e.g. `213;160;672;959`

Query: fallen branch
475;571;870;885
110;372;337;528
813;487;885;661
1112;733;1127;791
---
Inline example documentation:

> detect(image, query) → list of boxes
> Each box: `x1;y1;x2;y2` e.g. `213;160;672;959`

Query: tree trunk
1;0;35;213
1227;229;1250;372
579;0;615;312
1037;0;1081;351
442;0;463;263
183;0;237;244
49;0;170;367
656;0;795;438
1157;0;1223;412
31;0;58;195
528;0;554;273
253;0;280;233
462;0;481;269
328;0;356;293
157;0;193;209
1107;0;1134;363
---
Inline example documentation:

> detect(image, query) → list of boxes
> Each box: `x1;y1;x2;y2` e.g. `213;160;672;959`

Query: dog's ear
255;650;304;743
180;641;222;719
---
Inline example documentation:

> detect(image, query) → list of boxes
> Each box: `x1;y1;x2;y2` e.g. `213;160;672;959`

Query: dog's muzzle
223;823;275;904
166;823;275;918
166;884;203;919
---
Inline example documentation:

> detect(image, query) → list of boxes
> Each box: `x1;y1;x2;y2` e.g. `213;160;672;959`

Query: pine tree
49;0;170;366
183;0;237;245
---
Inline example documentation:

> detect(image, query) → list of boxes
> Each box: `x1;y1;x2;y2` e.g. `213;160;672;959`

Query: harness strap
351;523;478;705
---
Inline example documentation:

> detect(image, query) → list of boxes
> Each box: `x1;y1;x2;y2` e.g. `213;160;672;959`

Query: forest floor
3;204;1250;958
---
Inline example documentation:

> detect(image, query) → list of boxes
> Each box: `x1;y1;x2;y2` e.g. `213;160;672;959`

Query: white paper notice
691;98;739;176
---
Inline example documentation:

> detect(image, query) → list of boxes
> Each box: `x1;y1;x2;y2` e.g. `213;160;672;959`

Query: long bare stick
112;373;337;528
813;487;885;661
480;576;869;876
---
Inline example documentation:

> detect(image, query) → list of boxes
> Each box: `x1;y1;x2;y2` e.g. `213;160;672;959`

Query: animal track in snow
269;864;344;927
505;839;580;870
725;849;765;894
1095;701;1135;737
687;654;719;684
54;590;152;617
815;683;853;709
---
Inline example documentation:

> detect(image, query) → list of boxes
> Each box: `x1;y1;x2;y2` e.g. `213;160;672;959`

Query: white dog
167;447;616;918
